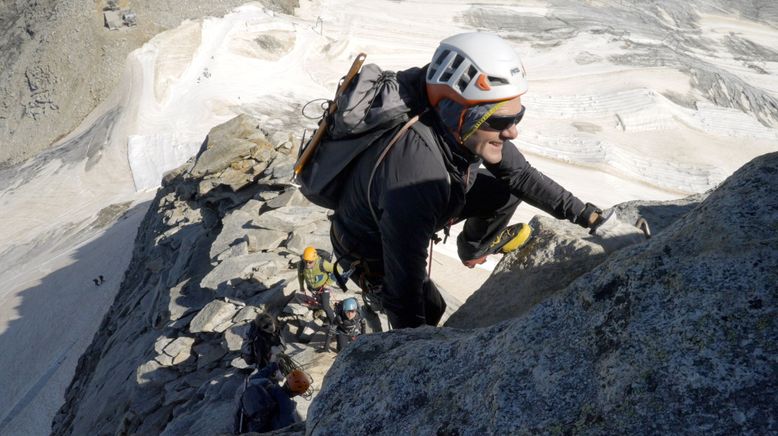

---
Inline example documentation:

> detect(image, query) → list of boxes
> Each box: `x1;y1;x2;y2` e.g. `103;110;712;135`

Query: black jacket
332;66;592;327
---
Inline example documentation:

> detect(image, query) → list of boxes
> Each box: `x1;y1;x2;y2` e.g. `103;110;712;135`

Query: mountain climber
297;246;337;323
323;297;367;353
234;362;312;433
329;32;610;329
241;312;284;369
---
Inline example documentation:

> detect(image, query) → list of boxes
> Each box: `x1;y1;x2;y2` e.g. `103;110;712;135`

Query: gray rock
285;232;307;254
297;319;324;343
163;337;196;364
164;227;202;288
198;179;216;197
257;190;282;201
193;341;227;370
189;300;241;333
246;234;260;253
232;305;262;324
269;130;296;151
446;214;645;329
169;312;196;331
219;166;256;192
238;198;264;216
190;114;273;178
251;206;328;233
283;302;311;316
154;336;174;355
266;189;309;209
163;380;194;407
209;208;255;260
215;241;250;263
246;228;288;252
307;153;778;435
199;252;281;291
266;155;295;182
224;323;251;351
154;353;174;367
244;280;296;313
121;10;137;27
168;280;213;322
136;360;178;387
162;204;202;227
230;356;251;370
159;373;241;436
228;240;249;258
104;10;123;30
247;259;282;286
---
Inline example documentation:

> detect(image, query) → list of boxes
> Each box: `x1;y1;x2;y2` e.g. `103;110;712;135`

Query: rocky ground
54;110;777;434
0;0;298;166
51;113;462;435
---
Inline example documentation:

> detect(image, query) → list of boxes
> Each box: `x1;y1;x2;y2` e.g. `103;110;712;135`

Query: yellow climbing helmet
302;246;318;262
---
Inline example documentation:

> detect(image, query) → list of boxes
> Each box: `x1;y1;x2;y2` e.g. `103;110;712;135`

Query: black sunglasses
482;105;526;131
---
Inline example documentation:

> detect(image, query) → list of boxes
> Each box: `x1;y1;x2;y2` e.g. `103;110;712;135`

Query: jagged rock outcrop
308;152;777;435
52;114;331;435
446;194;703;329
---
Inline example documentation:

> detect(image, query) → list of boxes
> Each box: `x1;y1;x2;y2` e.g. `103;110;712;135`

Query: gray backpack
296;64;418;209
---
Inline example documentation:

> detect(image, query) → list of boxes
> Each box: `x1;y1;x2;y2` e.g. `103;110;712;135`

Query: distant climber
323;297;367;353
92;275;105;286
92;278;100;286
98;275;104;284
241;312;284;369
234;362;312;434
297;246;338;324
324;32;616;329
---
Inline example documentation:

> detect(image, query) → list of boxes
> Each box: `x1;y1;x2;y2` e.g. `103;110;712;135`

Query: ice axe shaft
293;53;367;175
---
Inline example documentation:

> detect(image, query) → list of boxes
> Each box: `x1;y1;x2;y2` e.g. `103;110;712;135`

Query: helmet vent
488;76;509;85
451;54;463;69
440;71;453;82
457;77;468;92
434;49;450;66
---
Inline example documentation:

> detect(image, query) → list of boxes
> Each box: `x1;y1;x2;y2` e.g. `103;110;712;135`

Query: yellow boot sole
499;223;533;253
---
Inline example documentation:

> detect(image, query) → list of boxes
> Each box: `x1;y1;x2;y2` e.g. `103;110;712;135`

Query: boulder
209;208;255;259
199;252;281;291
251;206;328;233
266;188;309;209
446;214;645;329
163;337;196;365
189;300;241;333
159;373;242;436
223;323;251;351
104;11;123;30
307;153;778;435
190;114;273;178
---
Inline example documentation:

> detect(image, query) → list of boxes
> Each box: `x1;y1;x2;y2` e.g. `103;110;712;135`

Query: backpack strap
366;111;449;226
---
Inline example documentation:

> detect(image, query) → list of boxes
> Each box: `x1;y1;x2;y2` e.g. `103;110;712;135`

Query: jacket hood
397;65;480;168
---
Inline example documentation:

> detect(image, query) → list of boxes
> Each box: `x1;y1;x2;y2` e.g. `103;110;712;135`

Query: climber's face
463;96;523;165
345;310;357;320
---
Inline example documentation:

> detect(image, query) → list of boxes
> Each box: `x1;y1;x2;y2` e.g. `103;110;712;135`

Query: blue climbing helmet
342;297;358;312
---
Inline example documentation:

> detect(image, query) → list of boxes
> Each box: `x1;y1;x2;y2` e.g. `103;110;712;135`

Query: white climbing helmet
426;32;528;107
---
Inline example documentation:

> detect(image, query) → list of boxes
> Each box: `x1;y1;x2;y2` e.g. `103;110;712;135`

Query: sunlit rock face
308;152;777;435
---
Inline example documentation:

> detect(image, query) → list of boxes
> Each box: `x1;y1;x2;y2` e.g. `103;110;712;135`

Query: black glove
578;202;603;229
588;209;614;235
